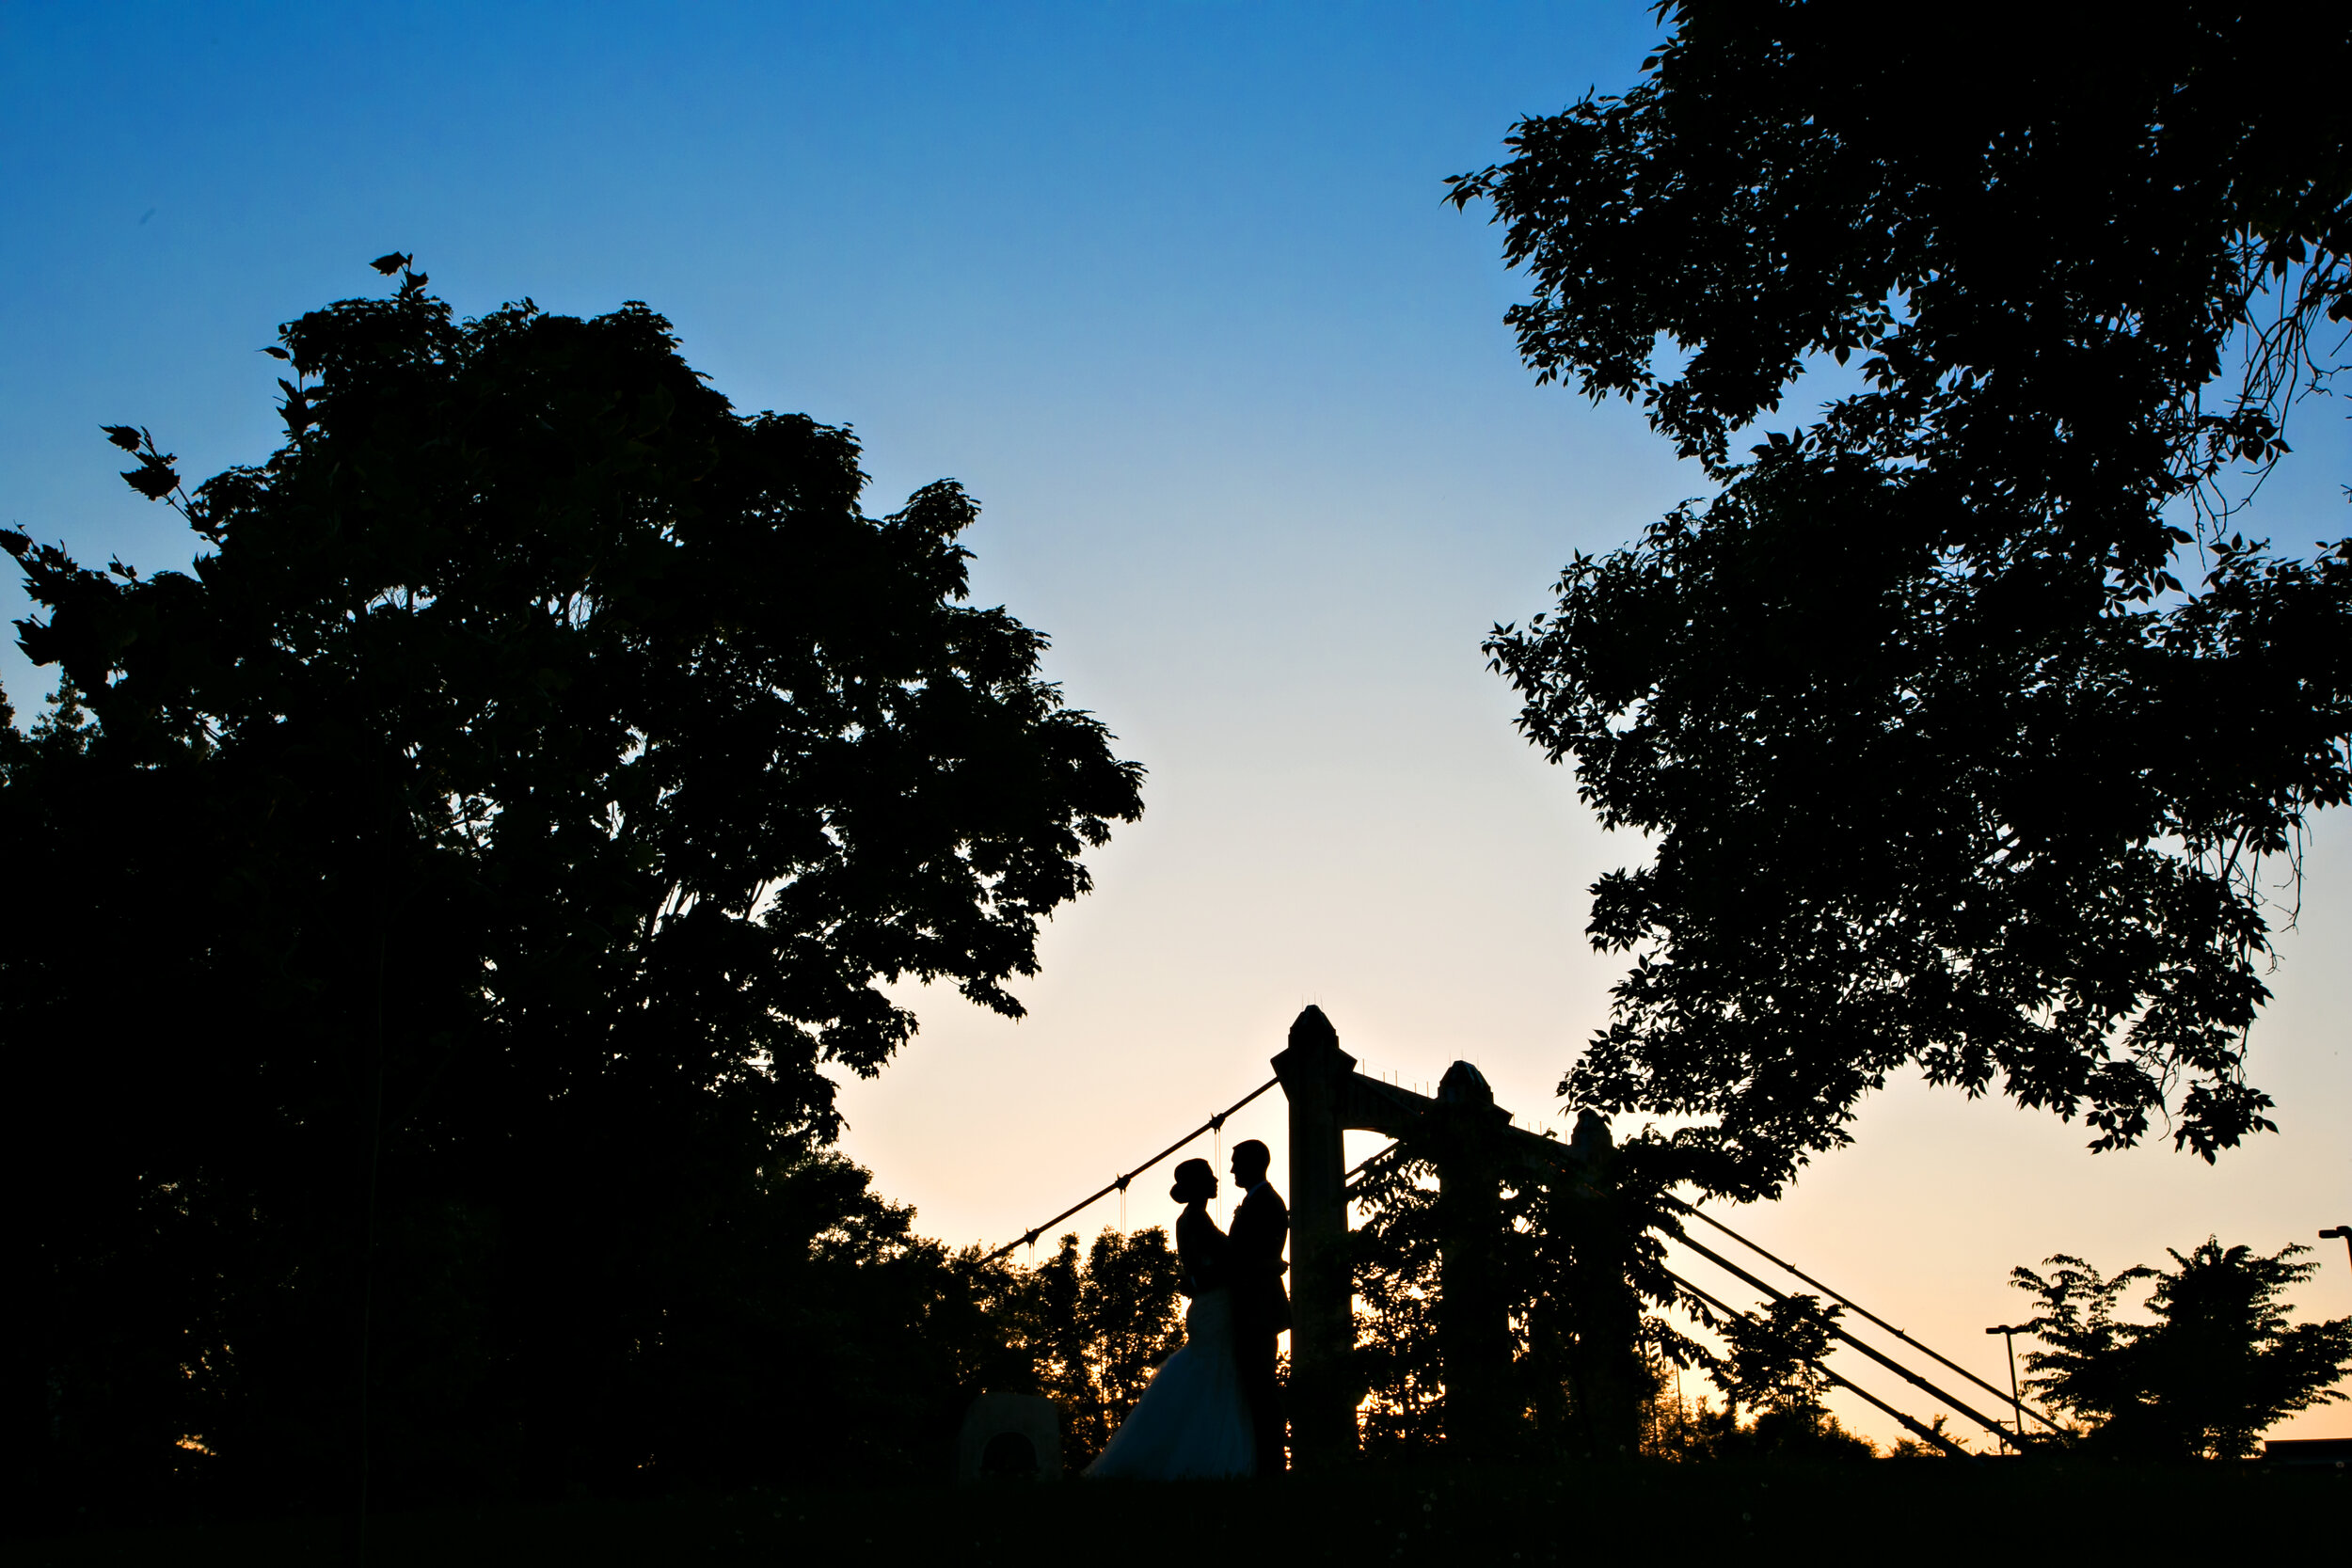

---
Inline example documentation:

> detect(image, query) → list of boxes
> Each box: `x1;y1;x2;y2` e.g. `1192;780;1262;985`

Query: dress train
1083;1288;1256;1480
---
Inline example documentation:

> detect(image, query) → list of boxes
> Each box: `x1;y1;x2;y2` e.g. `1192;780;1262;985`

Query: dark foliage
1646;1398;1879;1464
24;1458;2352;1566
1;262;1140;1521
2012;1238;2352;1458
1348;1151;1444;1454
1451;2;2352;1195
1003;1227;1184;1469
1657;1263;1876;1460
1708;1293;1837;1424
1881;1414;1962;1461
1348;1130;1692;1460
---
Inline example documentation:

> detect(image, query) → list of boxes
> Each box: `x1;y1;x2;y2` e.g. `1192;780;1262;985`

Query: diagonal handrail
980;1077;1280;1262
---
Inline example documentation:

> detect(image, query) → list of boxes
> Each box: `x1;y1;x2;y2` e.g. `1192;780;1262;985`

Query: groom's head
1231;1139;1270;1188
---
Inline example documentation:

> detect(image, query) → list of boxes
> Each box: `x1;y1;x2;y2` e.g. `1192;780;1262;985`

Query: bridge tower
1270;1005;1356;1467
1273;1005;1523;1467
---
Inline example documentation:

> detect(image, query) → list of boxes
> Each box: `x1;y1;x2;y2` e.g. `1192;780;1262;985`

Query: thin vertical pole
1985;1324;2028;1451
2005;1332;2023;1447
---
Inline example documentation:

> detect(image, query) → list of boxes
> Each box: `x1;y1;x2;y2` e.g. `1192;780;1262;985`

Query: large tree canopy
1;261;1140;1506
1451;3;2352;1195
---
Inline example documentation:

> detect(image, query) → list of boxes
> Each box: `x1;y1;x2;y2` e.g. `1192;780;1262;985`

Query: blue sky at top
2;3;1670;676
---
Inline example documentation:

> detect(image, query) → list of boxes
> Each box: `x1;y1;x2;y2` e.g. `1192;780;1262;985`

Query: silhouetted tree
1350;1151;1445;1455
1678;1293;1873;1460
1884;1415;1959;1461
1348;1134;1693;1461
1006;1227;1184;1468
1451;2;2352;1196
1511;1127;1691;1461
1077;1227;1186;1433
1;260;1141;1516
2012;1239;2352;1458
1711;1294;1836;1425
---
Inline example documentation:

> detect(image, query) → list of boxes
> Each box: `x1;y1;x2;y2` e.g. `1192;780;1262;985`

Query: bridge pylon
1275;1005;1536;1466
1271;1005;1357;1468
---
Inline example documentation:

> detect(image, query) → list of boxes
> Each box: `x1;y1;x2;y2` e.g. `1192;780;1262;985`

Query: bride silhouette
1082;1158;1256;1479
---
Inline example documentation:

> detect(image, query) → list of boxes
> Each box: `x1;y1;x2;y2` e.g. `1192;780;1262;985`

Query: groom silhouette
1226;1138;1290;1475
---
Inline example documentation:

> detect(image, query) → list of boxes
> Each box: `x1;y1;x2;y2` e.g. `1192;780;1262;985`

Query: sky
6;1;2347;1450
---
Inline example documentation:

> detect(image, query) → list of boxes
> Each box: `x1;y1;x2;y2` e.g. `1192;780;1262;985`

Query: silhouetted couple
1085;1140;1289;1480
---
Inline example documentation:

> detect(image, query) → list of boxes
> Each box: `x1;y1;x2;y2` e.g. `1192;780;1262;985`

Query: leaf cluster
1708;1292;1840;1420
1454;2;2352;1194
2011;1238;2352;1459
1346;1128;1692;1459
990;1227;1185;1470
1;262;1141;1514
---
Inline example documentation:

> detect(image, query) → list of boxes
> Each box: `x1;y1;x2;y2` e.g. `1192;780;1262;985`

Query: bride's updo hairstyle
1169;1158;1216;1204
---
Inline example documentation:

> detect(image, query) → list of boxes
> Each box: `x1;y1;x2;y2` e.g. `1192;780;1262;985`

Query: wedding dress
1085;1203;1256;1481
1083;1284;1257;1480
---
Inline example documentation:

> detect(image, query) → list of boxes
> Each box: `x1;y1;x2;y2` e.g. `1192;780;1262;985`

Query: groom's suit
1227;1180;1291;1474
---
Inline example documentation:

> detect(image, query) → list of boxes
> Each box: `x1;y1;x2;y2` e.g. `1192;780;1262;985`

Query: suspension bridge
988;1005;2064;1464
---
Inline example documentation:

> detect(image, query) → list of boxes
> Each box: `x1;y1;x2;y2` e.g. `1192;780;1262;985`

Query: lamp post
1984;1324;2030;1450
2323;1226;2352;1280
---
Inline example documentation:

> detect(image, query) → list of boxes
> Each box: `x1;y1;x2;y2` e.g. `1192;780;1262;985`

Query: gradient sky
7;1;2347;1449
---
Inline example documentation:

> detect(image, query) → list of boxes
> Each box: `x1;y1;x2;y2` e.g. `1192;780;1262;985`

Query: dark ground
12;1460;2345;1566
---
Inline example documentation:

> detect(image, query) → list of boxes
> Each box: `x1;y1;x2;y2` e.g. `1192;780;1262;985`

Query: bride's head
1169;1158;1217;1205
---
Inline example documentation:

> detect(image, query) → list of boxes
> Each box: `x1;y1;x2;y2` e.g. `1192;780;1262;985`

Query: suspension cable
981;1077;1280;1262
1343;1138;1403;1196
981;1070;2051;1451
1665;1268;1977;1462
1665;1195;2063;1433
1672;1227;2031;1446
